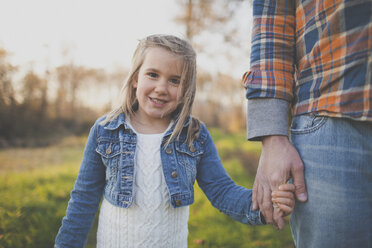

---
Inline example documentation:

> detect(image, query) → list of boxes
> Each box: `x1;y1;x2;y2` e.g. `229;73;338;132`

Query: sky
0;0;252;78
0;0;181;70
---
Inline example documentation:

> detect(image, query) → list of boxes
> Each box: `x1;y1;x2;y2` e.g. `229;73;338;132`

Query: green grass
0;130;294;248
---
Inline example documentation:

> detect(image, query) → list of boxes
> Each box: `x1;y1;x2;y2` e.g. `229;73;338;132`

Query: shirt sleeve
244;0;296;101
243;0;296;140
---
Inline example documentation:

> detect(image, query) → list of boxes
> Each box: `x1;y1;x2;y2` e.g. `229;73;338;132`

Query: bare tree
22;71;48;120
55;64;96;118
0;49;17;108
174;0;245;46
175;0;250;132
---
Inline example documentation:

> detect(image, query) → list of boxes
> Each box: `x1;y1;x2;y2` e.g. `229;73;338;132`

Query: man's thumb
296;188;307;202
292;164;308;202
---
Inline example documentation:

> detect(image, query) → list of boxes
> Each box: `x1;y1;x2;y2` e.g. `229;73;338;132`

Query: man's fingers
273;206;285;230
259;186;273;224
252;181;258;210
276;217;286;230
292;162;308;202
256;183;264;212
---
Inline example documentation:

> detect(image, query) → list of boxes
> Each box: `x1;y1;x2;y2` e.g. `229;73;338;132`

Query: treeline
0;47;246;148
0;48;126;148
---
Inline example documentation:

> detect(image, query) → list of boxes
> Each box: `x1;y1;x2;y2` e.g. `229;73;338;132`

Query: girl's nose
154;79;168;94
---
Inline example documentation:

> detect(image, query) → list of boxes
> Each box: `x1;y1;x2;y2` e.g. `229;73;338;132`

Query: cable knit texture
97;131;189;248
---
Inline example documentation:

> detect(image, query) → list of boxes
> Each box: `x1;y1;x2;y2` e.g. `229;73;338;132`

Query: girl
55;34;295;248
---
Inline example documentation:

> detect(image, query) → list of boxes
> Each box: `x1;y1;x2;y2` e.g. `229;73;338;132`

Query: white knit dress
96;129;189;248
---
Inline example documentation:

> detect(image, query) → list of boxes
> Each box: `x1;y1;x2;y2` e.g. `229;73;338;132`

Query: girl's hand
272;184;295;216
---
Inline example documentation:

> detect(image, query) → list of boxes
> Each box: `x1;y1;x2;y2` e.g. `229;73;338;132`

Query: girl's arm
55;120;106;248
196;124;264;226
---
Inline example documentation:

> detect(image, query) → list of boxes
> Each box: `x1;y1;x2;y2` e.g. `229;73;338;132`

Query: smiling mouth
149;97;167;105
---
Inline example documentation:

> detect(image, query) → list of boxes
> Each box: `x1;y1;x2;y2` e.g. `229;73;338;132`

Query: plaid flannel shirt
243;0;372;121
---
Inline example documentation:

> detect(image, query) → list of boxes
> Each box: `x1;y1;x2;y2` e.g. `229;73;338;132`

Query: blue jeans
289;114;372;248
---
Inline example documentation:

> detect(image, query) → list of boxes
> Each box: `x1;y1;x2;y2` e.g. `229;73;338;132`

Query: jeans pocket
290;114;328;135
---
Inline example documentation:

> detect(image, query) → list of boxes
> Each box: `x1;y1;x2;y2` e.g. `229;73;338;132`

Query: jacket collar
103;113;192;135
103;113;130;131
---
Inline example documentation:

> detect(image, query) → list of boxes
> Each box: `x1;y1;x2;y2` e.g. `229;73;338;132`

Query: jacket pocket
175;142;203;187
96;141;121;182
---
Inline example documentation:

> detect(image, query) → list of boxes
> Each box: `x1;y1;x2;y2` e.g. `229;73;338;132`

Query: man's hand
252;135;307;229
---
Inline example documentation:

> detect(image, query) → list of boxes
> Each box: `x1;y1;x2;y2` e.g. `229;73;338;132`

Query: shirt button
165;147;172;154
189;145;196;153
175;200;181;206
171;171;178;178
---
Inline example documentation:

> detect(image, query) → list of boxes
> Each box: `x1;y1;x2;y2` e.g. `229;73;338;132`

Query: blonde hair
102;34;200;146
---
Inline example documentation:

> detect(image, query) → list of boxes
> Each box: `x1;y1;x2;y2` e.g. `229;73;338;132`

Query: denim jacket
55;114;264;248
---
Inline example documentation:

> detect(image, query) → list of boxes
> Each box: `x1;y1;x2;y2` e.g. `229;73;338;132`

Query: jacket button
171;171;178;178
175;200;181;206
106;143;112;154
189;145;196;153
165;147;172;154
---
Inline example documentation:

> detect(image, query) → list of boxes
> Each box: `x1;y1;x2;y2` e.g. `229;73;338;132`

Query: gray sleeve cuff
246;98;290;141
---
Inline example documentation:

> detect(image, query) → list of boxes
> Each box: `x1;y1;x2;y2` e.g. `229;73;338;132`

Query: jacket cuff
247;204;266;225
246;98;289;141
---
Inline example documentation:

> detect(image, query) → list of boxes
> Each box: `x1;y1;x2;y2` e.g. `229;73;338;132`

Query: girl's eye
148;72;158;78
170;78;180;85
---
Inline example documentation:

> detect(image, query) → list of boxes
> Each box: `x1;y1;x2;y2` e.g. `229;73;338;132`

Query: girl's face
133;47;184;126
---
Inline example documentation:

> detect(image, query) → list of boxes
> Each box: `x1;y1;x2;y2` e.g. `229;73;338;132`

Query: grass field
0;129;295;248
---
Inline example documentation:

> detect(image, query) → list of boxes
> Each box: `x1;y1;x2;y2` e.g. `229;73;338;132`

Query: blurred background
0;0;254;147
0;0;295;247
